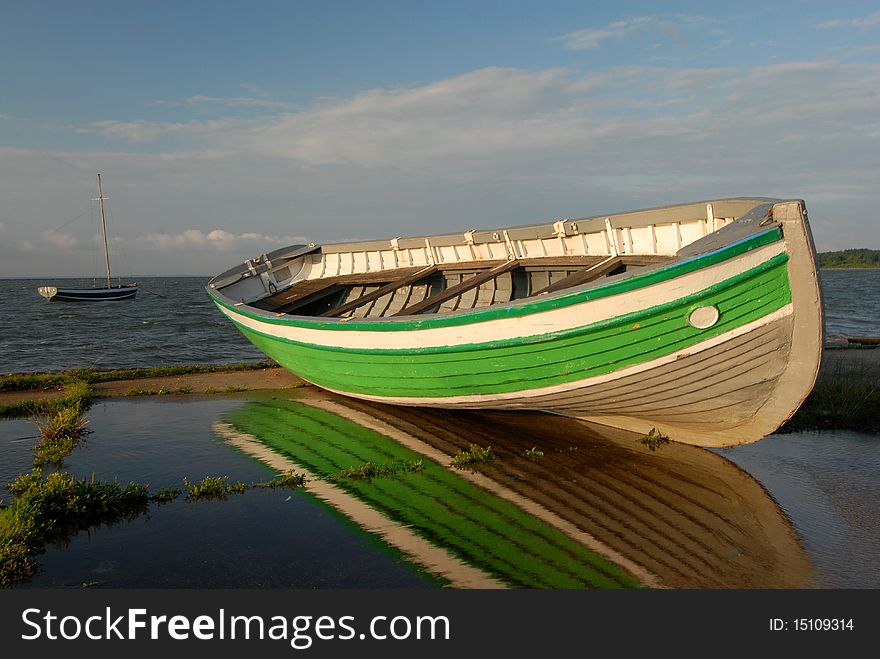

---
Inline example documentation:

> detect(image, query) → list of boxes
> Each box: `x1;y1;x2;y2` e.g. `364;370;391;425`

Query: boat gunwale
208;224;784;332
315;196;783;253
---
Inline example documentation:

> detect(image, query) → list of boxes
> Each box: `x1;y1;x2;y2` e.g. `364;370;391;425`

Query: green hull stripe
227;400;641;588
231;255;791;398
209;227;783;332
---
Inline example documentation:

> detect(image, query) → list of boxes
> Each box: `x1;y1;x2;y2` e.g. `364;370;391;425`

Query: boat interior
210;198;779;319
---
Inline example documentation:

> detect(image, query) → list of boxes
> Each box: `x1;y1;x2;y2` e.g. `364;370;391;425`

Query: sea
0;277;264;374
1;269;878;374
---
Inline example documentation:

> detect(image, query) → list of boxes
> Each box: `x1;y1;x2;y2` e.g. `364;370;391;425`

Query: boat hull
37;285;138;301
208;200;822;447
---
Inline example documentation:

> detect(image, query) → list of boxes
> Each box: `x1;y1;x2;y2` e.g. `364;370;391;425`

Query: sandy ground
1;347;876;407
0;365;304;405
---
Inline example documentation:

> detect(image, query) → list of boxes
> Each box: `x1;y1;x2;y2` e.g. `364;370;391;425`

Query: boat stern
37;286;57;301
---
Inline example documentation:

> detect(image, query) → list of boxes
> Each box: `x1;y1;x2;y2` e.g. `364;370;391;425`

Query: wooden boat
207;197;823;447
37;174;138;302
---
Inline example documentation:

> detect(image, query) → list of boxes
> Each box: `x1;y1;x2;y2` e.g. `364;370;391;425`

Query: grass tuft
638;428;669;451
31;404;90;466
0;361;277;392
124;385;193;397
183;475;247;501
0;380;92;419
523;446;544;461
783;359;880;433
151;487;182;504
450;444;496;469
252;471;307;489
331;460;424;482
1;469;150;587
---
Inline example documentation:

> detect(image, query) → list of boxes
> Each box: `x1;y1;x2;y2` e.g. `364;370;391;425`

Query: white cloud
185;95;298;112
139;229;308;253
79;118;244;144
554;16;658;50
248;67;589;166
818;11;880;29
4;56;880;277
154;95;298;112
42;231;80;250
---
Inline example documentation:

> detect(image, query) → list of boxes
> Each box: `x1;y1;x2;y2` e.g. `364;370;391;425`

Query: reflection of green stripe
231;255;791;398
210;227;783;332
222;435;449;588
226;399;641;589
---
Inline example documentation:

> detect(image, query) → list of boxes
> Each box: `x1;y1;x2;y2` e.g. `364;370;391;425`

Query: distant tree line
817;249;880;268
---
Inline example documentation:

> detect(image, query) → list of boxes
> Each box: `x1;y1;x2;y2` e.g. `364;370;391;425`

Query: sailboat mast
96;173;112;289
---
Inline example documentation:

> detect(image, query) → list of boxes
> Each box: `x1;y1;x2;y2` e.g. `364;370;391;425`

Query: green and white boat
207;198;823;447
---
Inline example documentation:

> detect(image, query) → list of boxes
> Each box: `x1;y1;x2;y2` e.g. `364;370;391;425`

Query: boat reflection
216;389;812;589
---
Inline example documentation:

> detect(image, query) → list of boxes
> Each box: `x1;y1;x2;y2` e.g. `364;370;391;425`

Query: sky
1;0;878;277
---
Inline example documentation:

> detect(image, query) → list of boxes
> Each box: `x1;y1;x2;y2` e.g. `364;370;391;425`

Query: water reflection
1;390;816;588
7;398;440;589
219;389;813;589
716;429;880;588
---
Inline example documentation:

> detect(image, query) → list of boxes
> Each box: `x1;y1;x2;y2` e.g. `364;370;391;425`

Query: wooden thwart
258;279;342;313
321;265;438;317
532;256;622;296
393;260;520;316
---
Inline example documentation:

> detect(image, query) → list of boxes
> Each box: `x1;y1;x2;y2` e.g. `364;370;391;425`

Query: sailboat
37;174;138;302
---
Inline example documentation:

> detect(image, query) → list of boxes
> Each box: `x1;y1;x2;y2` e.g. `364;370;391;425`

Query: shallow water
715;429;880;588
3;397;437;589
2;393;877;589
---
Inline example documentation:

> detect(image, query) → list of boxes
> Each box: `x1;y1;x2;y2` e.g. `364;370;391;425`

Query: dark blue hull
38;285;138;301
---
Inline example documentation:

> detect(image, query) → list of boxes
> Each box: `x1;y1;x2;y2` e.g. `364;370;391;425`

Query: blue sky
1;0;878;276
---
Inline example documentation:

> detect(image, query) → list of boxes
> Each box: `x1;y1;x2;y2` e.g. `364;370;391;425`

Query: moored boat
207;198;823;447
37;174;138;302
37;284;138;302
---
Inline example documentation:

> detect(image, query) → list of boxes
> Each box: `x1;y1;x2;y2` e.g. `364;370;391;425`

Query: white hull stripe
318;304;794;405
220;241;786;352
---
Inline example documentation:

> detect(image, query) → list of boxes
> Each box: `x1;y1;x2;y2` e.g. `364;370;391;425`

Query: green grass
151;487;182;504
123;385;193;397
1;469;150;587
783;359;880;433
252;471;307;489
523;446;544;461
0;361;277;393
31;404;90;466
183;475;247;501
0;380;92;419
638;428;670;451
203;386;251;394
0;360;279;417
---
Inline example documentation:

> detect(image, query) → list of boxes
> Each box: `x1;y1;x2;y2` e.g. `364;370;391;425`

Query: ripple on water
715;429;880;588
